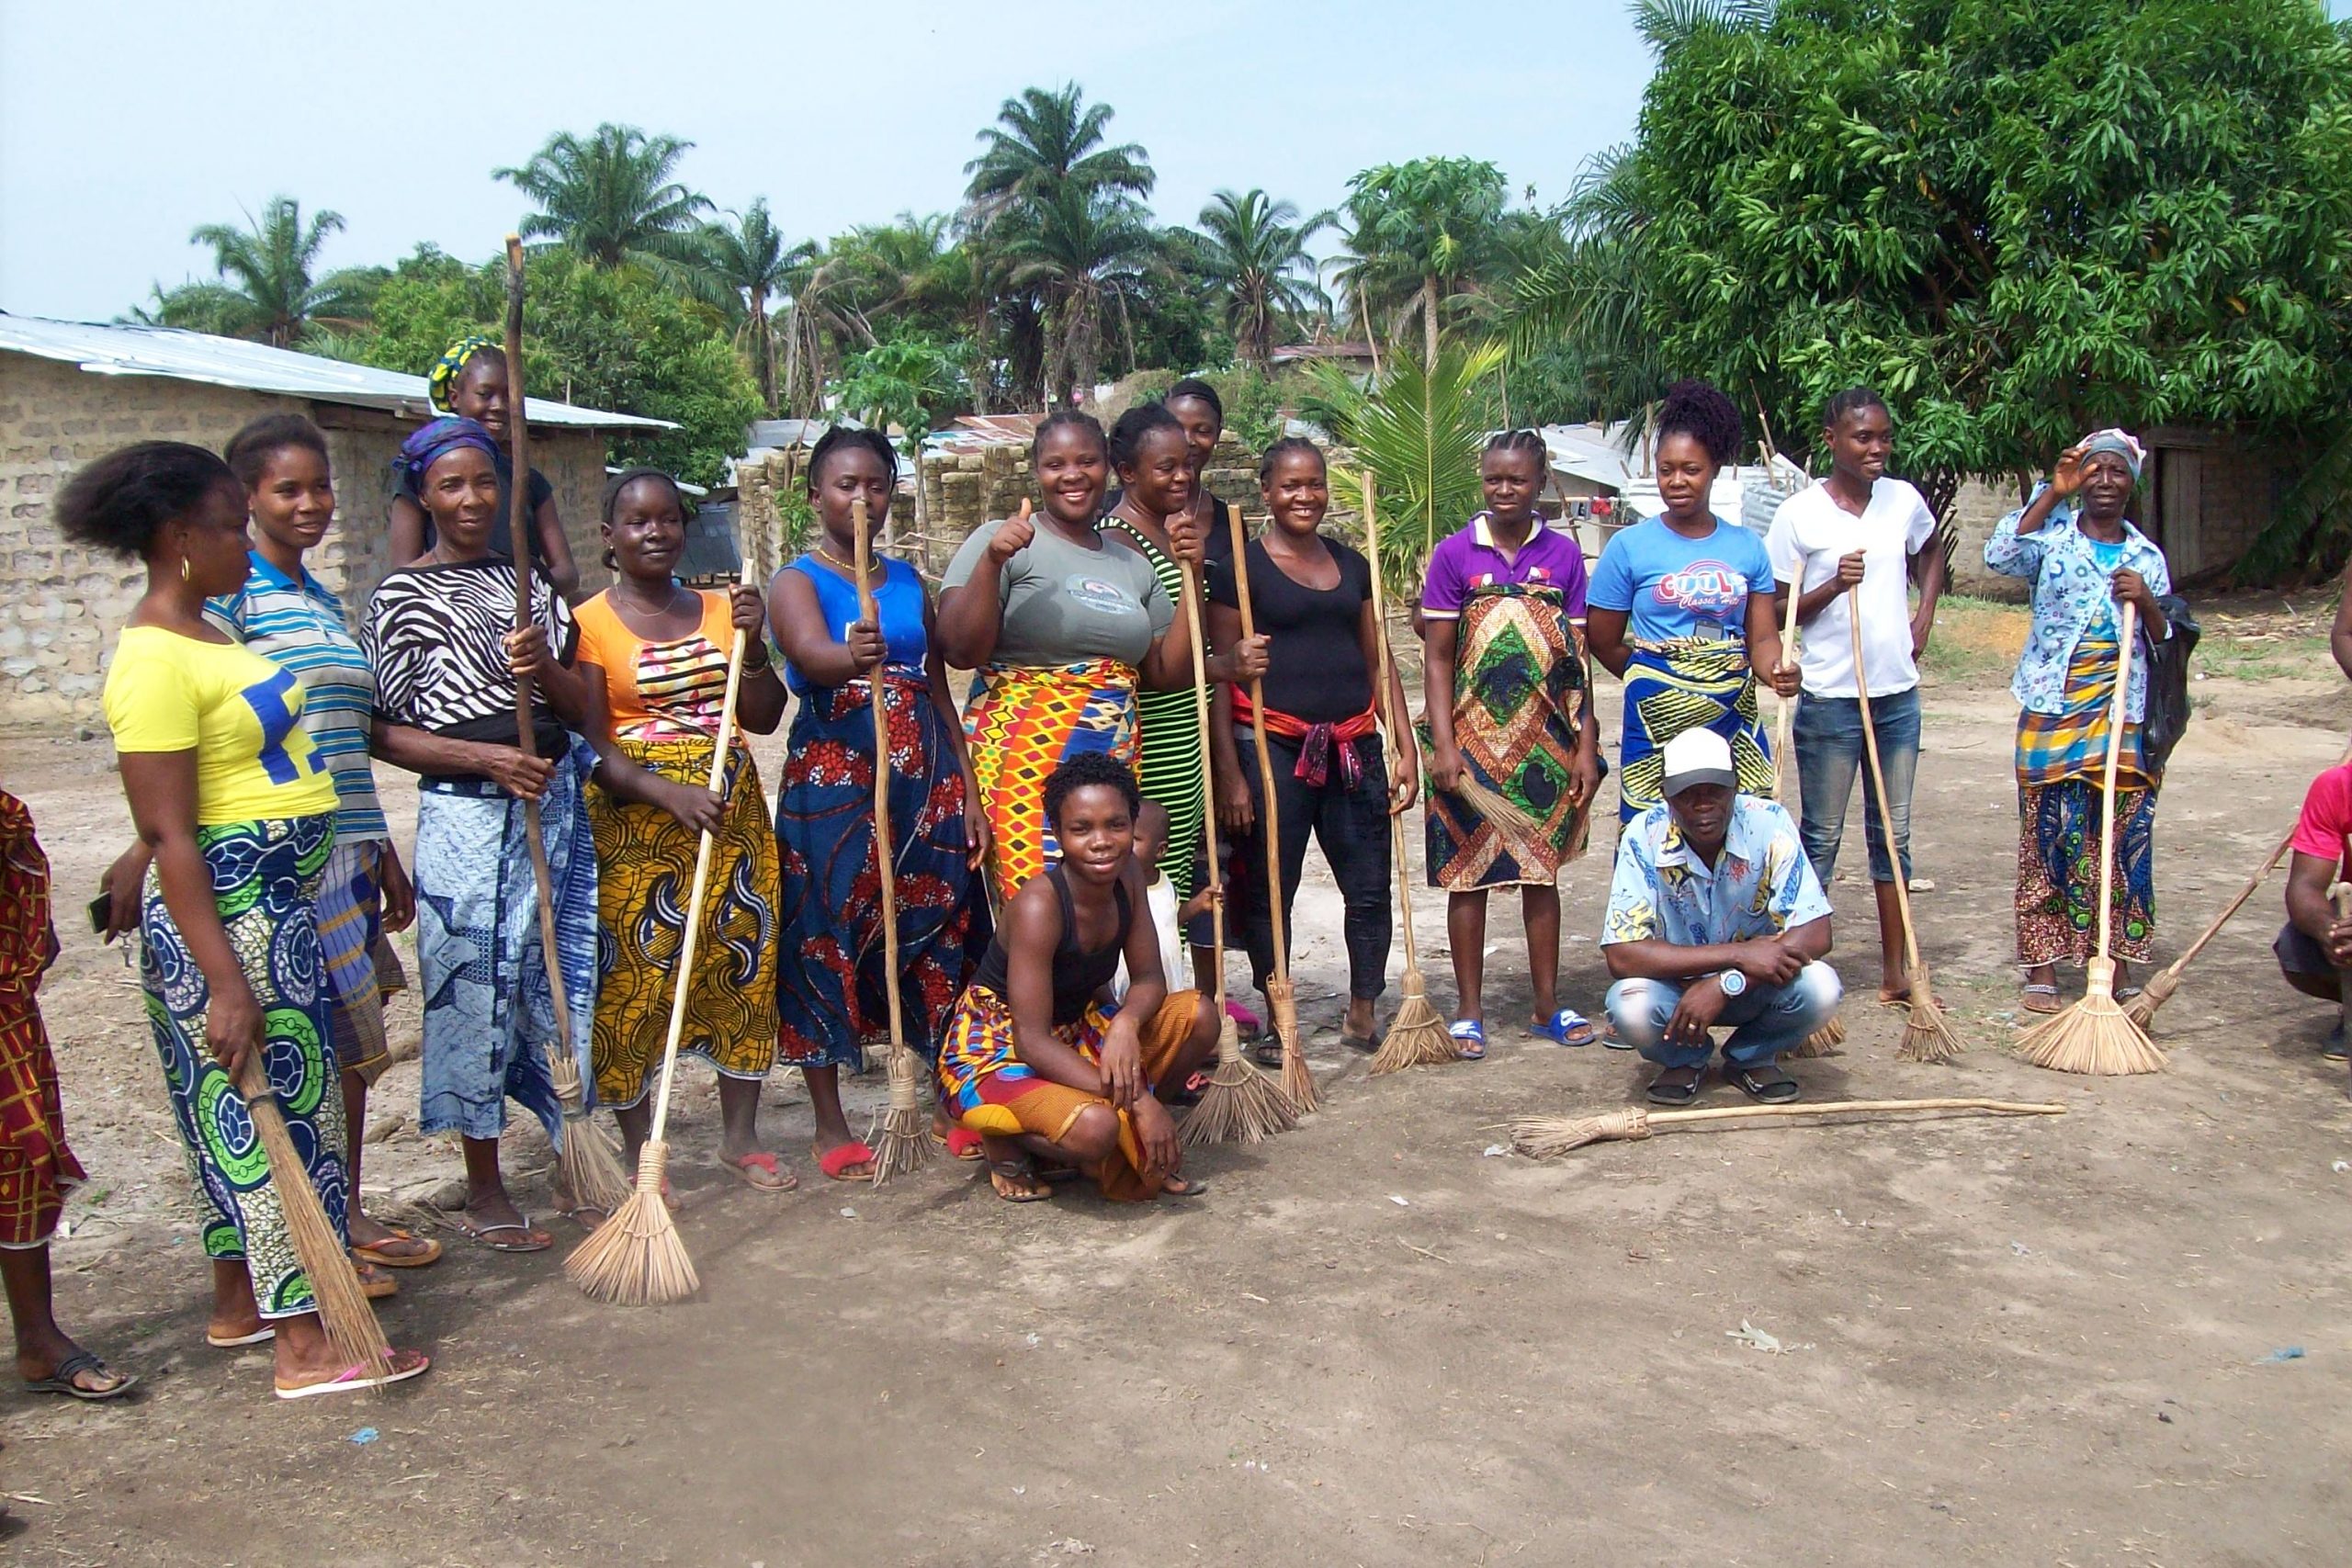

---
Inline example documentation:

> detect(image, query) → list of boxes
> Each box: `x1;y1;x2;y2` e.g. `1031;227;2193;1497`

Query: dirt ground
2;592;2348;1567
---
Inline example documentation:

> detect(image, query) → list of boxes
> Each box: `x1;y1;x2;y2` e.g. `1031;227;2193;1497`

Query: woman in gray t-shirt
939;411;1205;905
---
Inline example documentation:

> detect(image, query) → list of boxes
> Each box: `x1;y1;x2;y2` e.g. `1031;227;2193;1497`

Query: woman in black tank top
937;754;1220;1202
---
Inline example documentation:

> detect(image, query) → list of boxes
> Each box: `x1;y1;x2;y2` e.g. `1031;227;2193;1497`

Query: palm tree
171;197;377;348
1501;145;1672;423
1196;189;1331;370
696;199;816;416
1002;186;1161;407
1337;158;1510;368
496;124;712;273
1307;340;1510;581
963;84;1155;228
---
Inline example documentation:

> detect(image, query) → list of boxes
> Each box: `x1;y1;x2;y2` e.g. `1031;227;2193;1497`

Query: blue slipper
1448;1020;1487;1061
1531;1008;1600;1048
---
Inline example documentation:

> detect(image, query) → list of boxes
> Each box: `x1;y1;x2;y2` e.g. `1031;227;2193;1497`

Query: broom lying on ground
2125;828;2294;1032
1355;468;1456;1074
565;554;758;1305
2015;600;2165;1075
1510;1096;2066;1157
499;236;630;1214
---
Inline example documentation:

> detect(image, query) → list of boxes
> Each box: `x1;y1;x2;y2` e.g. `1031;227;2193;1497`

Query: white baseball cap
1661;728;1736;796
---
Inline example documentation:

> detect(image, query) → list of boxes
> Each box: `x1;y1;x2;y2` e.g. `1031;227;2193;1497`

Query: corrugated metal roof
0;313;673;431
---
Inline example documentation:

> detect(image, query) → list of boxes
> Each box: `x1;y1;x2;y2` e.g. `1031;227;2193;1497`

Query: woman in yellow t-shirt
70;442;429;1401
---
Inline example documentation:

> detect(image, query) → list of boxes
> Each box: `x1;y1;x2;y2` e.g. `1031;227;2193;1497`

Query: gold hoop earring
179;557;191;582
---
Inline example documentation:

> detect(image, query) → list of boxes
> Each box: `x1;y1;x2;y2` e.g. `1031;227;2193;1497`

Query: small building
0;314;669;719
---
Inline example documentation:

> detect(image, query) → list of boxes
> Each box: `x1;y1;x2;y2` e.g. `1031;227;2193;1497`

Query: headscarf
2076;428;2145;484
398;416;499;499
427;333;499;415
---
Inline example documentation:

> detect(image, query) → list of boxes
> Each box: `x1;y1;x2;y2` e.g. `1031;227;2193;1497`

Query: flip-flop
1224;1000;1263;1042
812;1144;872;1183
1247;1037;1285;1068
274;1348;431;1401
936;1125;986;1161
714;1150;796;1190
21;1349;135;1401
1159;1174;1208;1198
357;1261;397;1301
1448;1020;1487;1061
2018;983;2062;1015
445;1211;553;1253
206;1325;275;1349
1531;1008;1600;1047
1726;1063;1802;1104
349;1225;442;1269
1339;1029;1381;1055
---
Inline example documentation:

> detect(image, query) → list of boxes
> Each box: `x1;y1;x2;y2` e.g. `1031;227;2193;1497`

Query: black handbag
2137;593;2199;775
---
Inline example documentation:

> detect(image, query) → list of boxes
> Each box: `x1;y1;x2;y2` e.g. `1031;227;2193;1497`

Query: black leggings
1229;728;1393;1001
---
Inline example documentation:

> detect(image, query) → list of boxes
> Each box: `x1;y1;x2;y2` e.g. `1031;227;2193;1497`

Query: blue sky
0;0;1655;322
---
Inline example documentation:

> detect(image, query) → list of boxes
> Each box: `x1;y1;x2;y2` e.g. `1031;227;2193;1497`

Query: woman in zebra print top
365;418;604;1251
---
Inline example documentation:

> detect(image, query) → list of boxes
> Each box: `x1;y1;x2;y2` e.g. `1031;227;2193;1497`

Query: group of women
6;341;2187;1401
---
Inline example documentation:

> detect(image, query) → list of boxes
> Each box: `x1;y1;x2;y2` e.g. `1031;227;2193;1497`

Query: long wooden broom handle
1773;557;1804;802
1357;468;1423;955
2094;601;2140;964
1847;586;1924;972
1179;550;1226;1006
2157;828;2294;981
854;498;907;1045
1227;504;1291;988
645;556;755;1146
1648;1096;2064;1128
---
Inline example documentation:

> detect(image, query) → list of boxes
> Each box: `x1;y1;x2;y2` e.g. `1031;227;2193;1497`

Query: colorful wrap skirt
2014;635;2155;965
963;658;1140;906
589;736;780;1108
315;839;405;1084
776;667;982;1070
1420;581;1594;889
1616;637;1776;822
140;812;347;1316
413;739;599;1142
0;790;82;1249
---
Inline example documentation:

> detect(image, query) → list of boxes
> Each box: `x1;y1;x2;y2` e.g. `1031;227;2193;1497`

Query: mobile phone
87;888;115;939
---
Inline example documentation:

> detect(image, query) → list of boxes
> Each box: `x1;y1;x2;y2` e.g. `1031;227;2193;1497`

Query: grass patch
1919;594;2028;687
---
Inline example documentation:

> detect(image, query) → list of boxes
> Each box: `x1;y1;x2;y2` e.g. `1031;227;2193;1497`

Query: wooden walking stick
1781;570;1846;1057
566;554;758;1304
2127;828;2295;1031
1181;532;1298;1145
500;237;630;1211
1848;586;1959;1062
853;498;933;1183
1358;468;1457;1074
1226;503;1315;1111
1510;1096;2065;1158
2016;601;2165;1074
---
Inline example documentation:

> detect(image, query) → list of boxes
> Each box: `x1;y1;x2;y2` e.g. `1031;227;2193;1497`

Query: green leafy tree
695;199;817;416
834;333;971;439
1306;341;1507;584
135;197;380;347
1337;158;1509;368
1003;184;1163;407
964;83;1155;224
1195;189;1331;370
496;124;713;274
1585;0;2352;554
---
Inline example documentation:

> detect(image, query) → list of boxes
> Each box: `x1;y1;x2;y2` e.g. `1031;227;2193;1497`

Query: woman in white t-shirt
1764;387;1947;1005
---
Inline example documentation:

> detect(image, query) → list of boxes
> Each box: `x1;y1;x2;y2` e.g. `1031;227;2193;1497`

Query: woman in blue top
1587;380;1797;820
769;428;988;1180
1984;430;2172;1013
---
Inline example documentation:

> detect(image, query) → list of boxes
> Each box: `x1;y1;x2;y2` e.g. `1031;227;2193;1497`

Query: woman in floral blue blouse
1984;430;2172;1014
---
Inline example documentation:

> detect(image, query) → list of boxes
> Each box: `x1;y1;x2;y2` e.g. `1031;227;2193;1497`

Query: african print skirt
413;739;598;1142
316;839;404;1085
590;736;779;1108
1420;582;1594;890
776;667;980;1070
140;812;347;1316
2013;636;2155;965
963;659;1140;907
0;790;82;1249
1617;637;1775;822
1100;518;1207;900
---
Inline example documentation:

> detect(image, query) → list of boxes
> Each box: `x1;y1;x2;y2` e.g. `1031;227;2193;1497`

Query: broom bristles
2015;962;2166;1075
1895;963;1963;1064
1269;976;1317;1112
564;1141;697;1305
867;1041;935;1185
1370;964;1458;1075
1451;774;1545;840
555;1104;632;1212
2122;965;2178;1031
1792;1013;1844;1057
1511;1107;1651;1156
1182;1014;1299;1145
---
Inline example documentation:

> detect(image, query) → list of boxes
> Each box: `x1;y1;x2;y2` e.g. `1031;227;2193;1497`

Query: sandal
446;1211;553;1253
357;1260;397;1301
1225;1000;1263;1042
810;1144;871;1183
1448;1019;1487;1061
1726;1063;1801;1104
2018;983;2062;1015
986;1157;1052;1203
206;1325;275;1349
21;1349;136;1402
719;1150;798;1190
1339;1029;1381;1055
1159;1173;1208;1198
1645;1066;1704;1106
942;1126;985;1161
350;1224;442;1269
1248;1037;1285;1068
1531;1008;1600;1048
274;1348;431;1401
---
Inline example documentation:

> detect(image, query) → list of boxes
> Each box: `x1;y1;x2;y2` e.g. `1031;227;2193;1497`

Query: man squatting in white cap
1599;728;1842;1106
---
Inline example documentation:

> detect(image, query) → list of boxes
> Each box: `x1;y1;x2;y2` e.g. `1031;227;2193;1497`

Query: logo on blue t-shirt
1649;559;1748;617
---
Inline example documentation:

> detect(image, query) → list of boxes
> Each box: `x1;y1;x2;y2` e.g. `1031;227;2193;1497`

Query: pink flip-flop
274;1348;431;1401
720;1150;797;1191
814;1143;875;1182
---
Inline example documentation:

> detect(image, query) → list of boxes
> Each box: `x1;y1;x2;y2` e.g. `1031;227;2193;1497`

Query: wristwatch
1716;968;1747;998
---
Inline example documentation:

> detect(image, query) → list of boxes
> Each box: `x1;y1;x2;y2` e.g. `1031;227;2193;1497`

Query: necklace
813;542;870;576
614;580;683;618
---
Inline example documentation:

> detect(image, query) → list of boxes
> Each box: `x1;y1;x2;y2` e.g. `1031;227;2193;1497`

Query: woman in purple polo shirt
1420;431;1604;1057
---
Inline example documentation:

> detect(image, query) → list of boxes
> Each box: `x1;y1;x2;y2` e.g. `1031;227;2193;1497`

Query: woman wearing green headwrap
387;335;582;599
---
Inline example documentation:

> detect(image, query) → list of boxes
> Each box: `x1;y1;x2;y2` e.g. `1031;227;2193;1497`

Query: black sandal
1645;1066;1704;1106
1726;1063;1801;1104
1248;1037;1285;1068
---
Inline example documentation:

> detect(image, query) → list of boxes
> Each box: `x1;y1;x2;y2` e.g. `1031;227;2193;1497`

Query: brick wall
0;351;610;722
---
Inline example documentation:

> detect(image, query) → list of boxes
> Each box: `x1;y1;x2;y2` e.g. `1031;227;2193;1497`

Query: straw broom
230;1049;394;1381
500;237;630;1212
1358;469;1459;1073
1510;1096;2064;1158
1847;586;1959;1062
1225;503;1315;1112
565;557;757;1303
1180;536;1299;1146
2126;828;2293;1031
852;498;933;1182
1778;570;1846;1057
2015;601;2165;1075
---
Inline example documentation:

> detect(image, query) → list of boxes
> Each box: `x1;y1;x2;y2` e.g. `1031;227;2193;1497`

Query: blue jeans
1794;688;1919;884
1605;963;1844;1069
